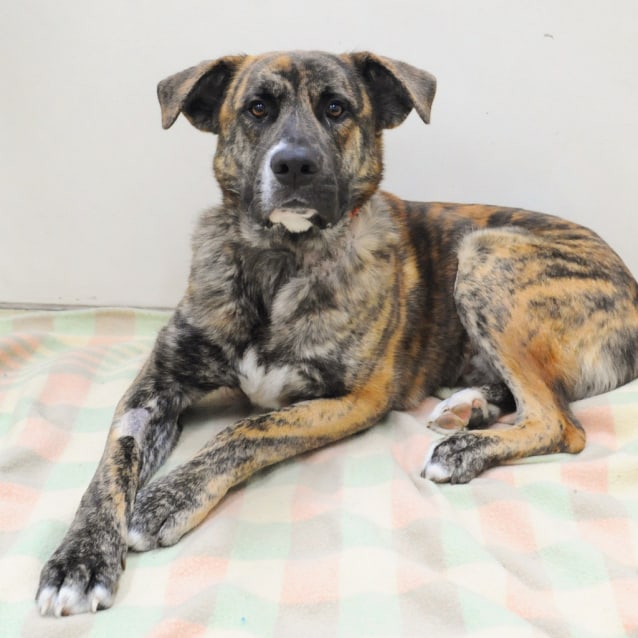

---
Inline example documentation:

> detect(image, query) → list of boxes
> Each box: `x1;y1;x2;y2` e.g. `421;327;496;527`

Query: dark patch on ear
360;58;413;129
157;56;246;133
350;52;437;129
181;62;236;133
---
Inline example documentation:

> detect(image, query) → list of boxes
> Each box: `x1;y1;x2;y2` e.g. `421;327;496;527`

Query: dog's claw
37;581;115;617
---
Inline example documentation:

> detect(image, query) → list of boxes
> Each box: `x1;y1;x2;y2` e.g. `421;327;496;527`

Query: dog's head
158;51;436;234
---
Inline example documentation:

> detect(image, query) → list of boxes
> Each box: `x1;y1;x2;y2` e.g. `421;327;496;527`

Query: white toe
421;442;451;483
423;460;452;483
54;584;87;616
127;527;153;552
37;586;57;616
89;584;113;613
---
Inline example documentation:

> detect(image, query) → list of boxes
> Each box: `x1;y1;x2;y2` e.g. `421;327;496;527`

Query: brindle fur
37;51;638;616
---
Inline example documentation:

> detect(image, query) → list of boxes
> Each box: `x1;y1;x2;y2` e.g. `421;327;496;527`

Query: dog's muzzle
258;141;340;233
267;145;323;233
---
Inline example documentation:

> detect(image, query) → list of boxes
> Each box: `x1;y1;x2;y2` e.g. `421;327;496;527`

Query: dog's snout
270;145;321;187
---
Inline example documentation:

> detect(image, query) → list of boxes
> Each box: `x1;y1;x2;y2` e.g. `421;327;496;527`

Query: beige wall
2;0;637;307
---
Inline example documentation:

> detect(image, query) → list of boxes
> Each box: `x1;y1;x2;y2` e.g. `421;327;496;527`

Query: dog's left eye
248;101;269;119
326;100;346;120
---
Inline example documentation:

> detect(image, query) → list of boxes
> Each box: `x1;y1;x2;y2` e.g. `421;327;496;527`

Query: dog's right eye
326;101;345;119
248;101;268;119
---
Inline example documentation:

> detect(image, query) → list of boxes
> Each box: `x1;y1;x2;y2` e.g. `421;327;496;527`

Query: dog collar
350;207;361;219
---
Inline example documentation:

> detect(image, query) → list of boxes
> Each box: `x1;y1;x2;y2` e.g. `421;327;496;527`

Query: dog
37;50;638;616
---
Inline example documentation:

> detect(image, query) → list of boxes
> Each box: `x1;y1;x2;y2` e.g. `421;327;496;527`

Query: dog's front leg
36;312;229;616
128;388;390;551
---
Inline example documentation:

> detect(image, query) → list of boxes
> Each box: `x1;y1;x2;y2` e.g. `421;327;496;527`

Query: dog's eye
326;101;346;120
248;101;268;119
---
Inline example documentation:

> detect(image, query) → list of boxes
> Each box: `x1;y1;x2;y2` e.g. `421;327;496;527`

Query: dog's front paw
128;474;211;551
37;529;125;616
420;432;495;484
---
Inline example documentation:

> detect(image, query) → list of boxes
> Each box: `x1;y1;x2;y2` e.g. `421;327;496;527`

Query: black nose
270;145;321;187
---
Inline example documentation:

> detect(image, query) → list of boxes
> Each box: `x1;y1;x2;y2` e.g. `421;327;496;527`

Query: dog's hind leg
422;229;624;482
422;402;585;483
421;225;638;483
422;342;586;484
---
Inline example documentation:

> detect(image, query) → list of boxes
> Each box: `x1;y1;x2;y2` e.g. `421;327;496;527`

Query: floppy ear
157;55;246;132
350;52;437;129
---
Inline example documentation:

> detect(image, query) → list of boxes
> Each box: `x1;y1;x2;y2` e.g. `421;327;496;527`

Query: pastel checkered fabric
1;309;637;637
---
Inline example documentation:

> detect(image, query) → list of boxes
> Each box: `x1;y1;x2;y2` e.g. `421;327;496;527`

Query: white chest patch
237;348;300;409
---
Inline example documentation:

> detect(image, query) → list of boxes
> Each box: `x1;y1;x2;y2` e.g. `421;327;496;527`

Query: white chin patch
268;208;317;233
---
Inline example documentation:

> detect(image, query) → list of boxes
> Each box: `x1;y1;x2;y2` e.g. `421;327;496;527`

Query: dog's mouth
267;206;326;233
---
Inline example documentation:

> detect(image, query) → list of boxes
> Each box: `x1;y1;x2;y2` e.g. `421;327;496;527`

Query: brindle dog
37;51;638;615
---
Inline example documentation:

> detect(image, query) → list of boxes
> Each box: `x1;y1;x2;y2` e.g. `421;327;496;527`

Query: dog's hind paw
426;388;494;433
420;432;496;484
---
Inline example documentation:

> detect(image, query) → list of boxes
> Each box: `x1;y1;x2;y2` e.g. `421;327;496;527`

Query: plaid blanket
1;308;637;637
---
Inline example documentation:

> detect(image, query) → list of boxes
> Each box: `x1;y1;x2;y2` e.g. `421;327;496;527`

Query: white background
1;0;637;307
